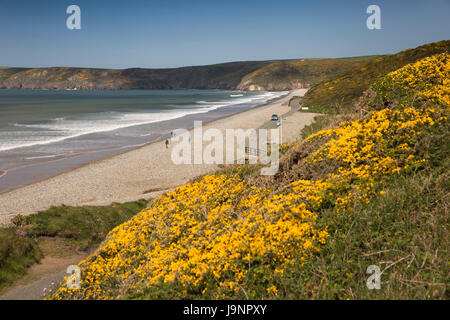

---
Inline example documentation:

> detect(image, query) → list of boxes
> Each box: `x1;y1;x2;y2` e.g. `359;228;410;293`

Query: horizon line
0;54;386;71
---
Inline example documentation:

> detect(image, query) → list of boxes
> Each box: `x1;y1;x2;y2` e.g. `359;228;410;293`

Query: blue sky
0;0;449;69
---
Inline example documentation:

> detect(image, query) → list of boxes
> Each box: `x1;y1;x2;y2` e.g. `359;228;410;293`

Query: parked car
271;114;279;121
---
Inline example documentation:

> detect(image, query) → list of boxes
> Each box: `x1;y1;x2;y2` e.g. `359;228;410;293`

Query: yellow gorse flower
50;174;326;299
49;53;449;300
373;52;449;106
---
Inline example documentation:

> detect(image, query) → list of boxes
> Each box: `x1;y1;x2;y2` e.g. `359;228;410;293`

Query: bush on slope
49;54;449;299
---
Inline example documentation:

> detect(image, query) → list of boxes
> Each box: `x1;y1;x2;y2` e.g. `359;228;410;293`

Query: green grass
127;122;448;300
121;55;449;299
4;41;449;299
300;114;335;139
12;199;149;249
277;162;449;299
0;199;149;291
302;40;450;113
121;160;449;300
191;163;264;184
0;228;42;291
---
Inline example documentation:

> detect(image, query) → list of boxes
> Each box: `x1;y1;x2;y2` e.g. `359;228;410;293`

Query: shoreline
0;91;289;195
0;89;317;224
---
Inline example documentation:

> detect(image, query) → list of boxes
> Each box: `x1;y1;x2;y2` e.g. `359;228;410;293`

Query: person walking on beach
165;139;169;149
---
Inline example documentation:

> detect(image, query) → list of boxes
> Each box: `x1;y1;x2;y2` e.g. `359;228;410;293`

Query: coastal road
259;103;300;130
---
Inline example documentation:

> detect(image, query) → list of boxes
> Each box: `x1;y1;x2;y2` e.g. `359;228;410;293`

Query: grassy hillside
0;200;148;292
46;53;448;300
302;40;450;113
236;56;380;91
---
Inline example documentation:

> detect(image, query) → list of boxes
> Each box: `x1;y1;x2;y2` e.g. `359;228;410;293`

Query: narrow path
0;251;91;300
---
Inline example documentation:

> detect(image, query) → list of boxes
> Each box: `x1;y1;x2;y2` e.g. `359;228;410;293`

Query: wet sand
0;89;317;225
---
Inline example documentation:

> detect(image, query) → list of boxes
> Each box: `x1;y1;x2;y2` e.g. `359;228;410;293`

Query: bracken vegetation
48;51;449;299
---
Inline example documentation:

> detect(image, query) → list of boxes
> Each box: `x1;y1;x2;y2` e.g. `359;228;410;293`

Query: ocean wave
195;91;286;109
24;154;61;160
0;91;286;152
51;117;68;122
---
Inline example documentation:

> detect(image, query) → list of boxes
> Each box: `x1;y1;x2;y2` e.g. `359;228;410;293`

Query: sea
0;89;287;193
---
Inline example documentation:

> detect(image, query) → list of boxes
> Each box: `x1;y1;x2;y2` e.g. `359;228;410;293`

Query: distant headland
0;56;380;91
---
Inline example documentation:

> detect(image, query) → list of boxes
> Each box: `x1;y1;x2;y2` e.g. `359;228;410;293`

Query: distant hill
2;40;447;93
302;40;450;112
0;57;379;91
236;56;380;91
0;62;269;90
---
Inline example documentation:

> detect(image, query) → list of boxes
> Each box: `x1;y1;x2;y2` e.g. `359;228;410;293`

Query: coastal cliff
0;62;269;90
0;56;378;91
236;57;380;91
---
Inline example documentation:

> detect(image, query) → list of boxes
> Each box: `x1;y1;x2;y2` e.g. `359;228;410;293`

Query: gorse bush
371;53;449;107
51;174;329;299
48;53;449;300
237;56;380;91
302;40;450;113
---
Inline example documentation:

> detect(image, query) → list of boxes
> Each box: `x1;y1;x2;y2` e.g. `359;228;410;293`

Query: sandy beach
0;89;317;224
